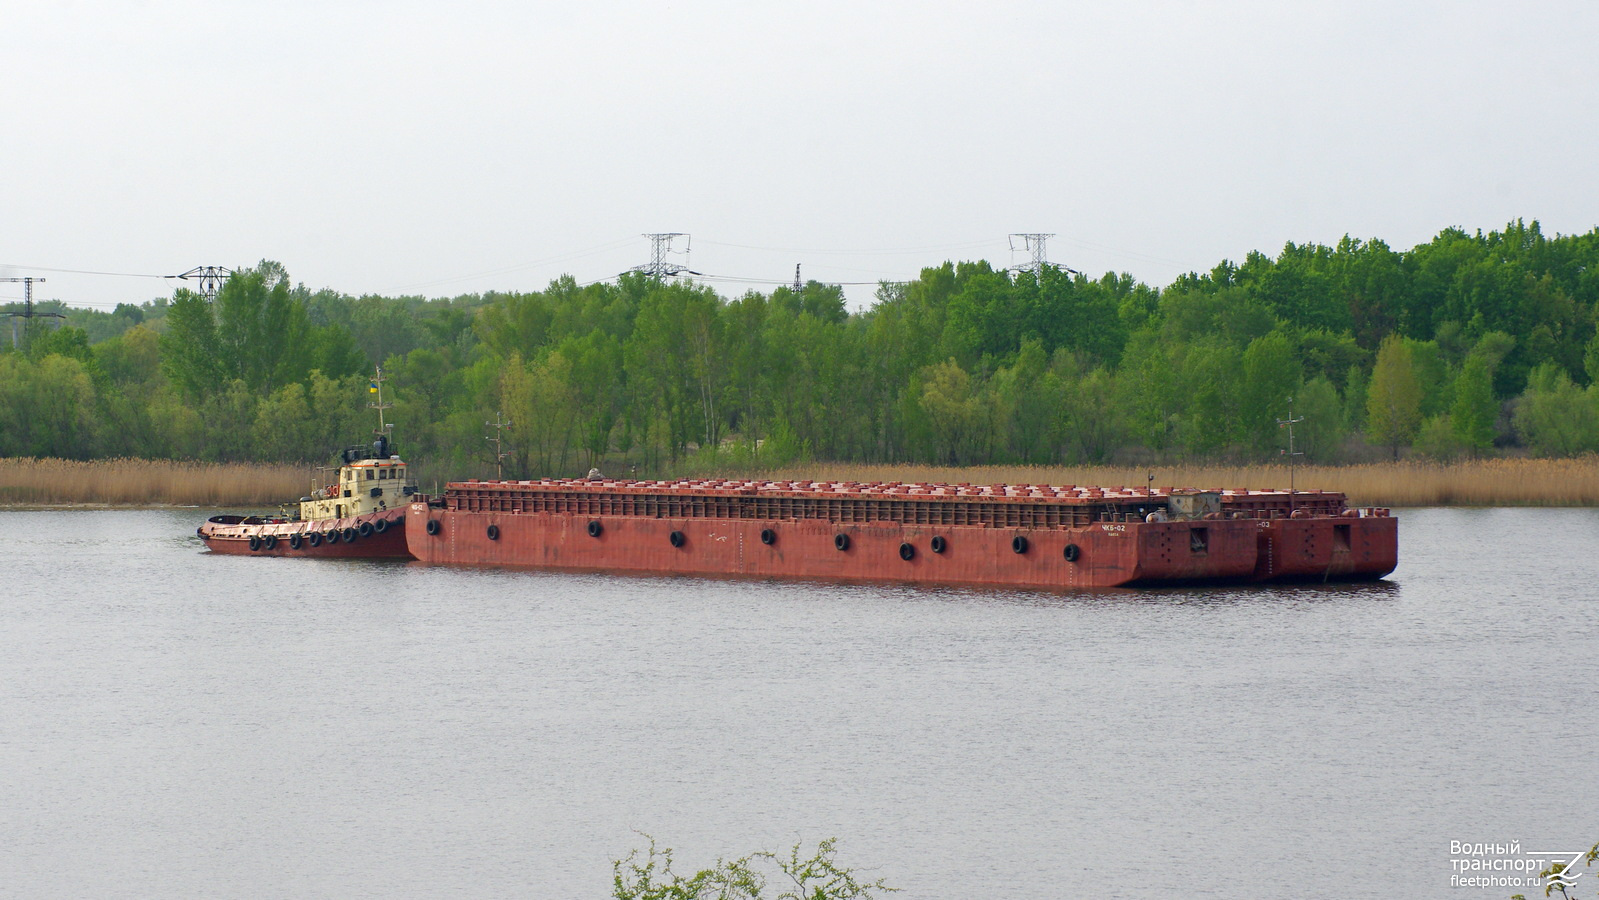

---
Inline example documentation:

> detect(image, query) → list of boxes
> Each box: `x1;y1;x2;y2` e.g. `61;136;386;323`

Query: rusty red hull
403;478;1398;590
404;504;1321;590
1248;514;1399;582
198;507;411;558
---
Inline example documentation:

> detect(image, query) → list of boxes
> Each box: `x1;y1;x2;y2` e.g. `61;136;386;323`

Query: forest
3;220;1598;481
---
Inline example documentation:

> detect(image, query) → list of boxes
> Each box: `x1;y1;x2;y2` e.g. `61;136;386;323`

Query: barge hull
406;503;1267;590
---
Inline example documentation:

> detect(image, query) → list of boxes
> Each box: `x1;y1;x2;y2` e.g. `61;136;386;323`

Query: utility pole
169;266;233;301
2;277;63;350
486;411;513;479
630;234;697;278
1278;398;1305;512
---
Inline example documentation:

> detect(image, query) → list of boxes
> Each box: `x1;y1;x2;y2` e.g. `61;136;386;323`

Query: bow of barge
406;477;1396;590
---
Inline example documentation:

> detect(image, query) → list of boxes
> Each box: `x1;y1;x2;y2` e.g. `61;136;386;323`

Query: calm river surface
2;507;1596;898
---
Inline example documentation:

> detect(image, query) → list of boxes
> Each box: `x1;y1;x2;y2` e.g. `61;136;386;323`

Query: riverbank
0;458;311;507
765;458;1599;507
5;456;1598;508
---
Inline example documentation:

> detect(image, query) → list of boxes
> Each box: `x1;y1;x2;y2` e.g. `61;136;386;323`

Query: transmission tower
630;234;696;278
2;276;63;350
1008;233;1079;279
792;263;802;294
170;265;234;300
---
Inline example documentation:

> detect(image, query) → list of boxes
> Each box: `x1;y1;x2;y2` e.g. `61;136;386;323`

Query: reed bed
0;458;311;507
762;457;1599;507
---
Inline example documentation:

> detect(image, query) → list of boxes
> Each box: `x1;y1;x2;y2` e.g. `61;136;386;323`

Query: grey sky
5;0;1596;311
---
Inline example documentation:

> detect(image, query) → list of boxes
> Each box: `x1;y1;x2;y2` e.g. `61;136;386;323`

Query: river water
1;507;1595;899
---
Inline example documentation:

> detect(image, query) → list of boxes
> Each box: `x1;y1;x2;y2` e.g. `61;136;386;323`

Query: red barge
405;476;1397;590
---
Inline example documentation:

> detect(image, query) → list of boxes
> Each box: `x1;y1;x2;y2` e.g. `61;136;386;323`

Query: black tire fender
930;535;947;554
487;524;500;541
1064;543;1081;562
248;535;261;551
1012;535;1029;554
587;520;603;538
834;533;850;551
669;530;685;548
760;528;776;545
899;542;915;561
426;519;441;536
358;521;374;538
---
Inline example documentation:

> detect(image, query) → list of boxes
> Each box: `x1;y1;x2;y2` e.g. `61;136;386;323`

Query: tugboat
197;370;418;558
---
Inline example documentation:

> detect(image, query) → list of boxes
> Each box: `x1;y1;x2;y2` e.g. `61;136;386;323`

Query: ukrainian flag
369;382;378;393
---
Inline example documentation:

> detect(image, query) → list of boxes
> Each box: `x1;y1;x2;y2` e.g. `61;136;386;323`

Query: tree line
4;219;1598;477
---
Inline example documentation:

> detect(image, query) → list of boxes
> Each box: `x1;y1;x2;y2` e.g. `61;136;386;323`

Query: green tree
1366;335;1423;458
160;288;223;400
1450;355;1497;454
1239;331;1302;455
1513;363;1599;456
918;359;983;465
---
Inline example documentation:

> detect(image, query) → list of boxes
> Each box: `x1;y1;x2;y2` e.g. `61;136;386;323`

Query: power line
0;263;170;278
698;237;1005;256
386;238;639;292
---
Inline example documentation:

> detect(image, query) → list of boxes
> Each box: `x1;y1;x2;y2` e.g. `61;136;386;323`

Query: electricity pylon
630;234;697;278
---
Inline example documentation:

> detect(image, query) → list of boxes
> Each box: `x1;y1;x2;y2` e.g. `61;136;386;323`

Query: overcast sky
4;0;1596;310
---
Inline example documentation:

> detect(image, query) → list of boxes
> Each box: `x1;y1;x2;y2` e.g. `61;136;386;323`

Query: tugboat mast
369;367;394;444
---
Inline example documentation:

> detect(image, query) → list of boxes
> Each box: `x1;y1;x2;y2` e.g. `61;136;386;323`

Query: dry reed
761;457;1599;507
0;457;313;507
